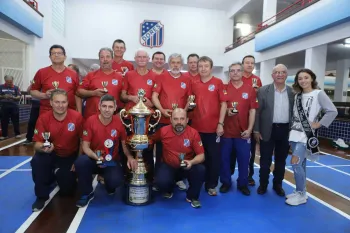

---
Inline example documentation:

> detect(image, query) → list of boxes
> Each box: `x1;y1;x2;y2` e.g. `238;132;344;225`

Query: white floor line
66;176;98;233
254;163;350;220
0;158;31;179
0;168;32;171
320;150;350;161
15;186;60;233
285;165;350;168
312;161;350;177
0;138;26;151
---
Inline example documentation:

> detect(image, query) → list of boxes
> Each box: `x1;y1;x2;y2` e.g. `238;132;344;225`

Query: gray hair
168;53;184;65
4;75;14;80
50;88;68;101
228;62;243;72
134;48;149;58
89;64;100;71
98;47;114;58
272;64;288;74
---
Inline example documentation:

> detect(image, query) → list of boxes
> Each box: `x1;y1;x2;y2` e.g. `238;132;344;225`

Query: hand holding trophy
101;81;108;93
52;81;59;90
188;95;196;109
179;153;187;168
231;102;239;114
42;132;51;148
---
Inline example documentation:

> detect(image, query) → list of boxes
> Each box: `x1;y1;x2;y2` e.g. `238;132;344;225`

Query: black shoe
238;186;250;196
219;184;231;193
273;185;285;197
22;140;33;145
248;177;255;186
32;197;49;212
257;185;267;195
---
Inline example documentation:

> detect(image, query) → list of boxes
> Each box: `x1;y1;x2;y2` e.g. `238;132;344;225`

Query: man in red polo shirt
152;53;191;186
31;89;83;211
190;56;227;196
230;55;262;186
151;108;205;208
74;95;137;208
30;45;82;115
77;47;123;118
150;51;166;76
185;53;200;79
220;62;257;196
112;39;134;76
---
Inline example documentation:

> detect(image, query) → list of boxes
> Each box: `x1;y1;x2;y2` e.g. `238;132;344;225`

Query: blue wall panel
255;0;350;52
0;0;43;37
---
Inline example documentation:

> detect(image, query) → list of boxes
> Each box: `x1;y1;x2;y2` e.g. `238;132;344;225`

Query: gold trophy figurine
231;102;239;114
252;78;258;89
52;81;59;89
188;95;196;109
171;103;178;110
101;81;108;92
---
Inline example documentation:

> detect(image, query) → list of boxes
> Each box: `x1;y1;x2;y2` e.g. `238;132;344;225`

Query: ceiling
119;0;232;10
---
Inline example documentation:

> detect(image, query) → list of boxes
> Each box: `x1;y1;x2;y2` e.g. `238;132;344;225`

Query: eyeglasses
50;52;64;56
229;69;242;73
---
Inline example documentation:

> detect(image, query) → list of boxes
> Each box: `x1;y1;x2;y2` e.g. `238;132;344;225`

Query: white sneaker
176;180;187;190
286;190;308;200
285;192;307;206
334;138;349;148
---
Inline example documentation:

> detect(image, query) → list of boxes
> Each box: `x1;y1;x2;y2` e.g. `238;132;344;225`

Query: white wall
65;0;232;67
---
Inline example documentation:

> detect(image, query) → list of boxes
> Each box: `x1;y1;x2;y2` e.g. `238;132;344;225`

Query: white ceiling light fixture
345;38;350;44
235;23;252;36
344;44;350;48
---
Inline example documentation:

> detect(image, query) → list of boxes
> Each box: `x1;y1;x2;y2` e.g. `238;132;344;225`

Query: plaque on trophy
52;81;59;89
101;81;108;92
120;88;161;206
231;102;239;114
179;153;187;168
171;103;178;110
188;95;196;109
252;78;258;89
42;132;51;147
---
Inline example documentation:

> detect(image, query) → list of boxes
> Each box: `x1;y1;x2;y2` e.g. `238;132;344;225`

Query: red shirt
78;70;123;119
123;70;156;110
152;72;191;124
31;66;79;114
82;114;126;160
112;59;134;74
242;74;262;88
223;82;258;138
152;125;204;168
190;76;228;133
33;109;83;157
184;72;200;80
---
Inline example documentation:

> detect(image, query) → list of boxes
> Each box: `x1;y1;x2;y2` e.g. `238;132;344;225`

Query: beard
174;124;185;133
170;68;181;74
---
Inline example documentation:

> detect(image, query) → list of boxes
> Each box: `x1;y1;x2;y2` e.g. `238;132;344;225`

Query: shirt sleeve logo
208;84;215;92
66;76;72;83
112;79;118;85
198;141;203;147
181;82;186;89
83;130;88;136
68;123;75;131
34;129;38;134
242;93;248;99
111;129;117;137
147;79;153;86
184;139;190;147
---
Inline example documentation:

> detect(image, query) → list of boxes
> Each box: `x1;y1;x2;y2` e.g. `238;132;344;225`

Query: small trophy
188;95;196;109
122;67;129;76
231;102;239;114
172;103;178;110
252;78;258;89
52;81;59;89
101;81;108;92
42;132;51;147
179;153;187;168
96;150;103;165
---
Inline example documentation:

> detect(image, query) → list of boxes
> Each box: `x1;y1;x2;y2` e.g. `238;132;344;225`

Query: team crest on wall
140;20;164;48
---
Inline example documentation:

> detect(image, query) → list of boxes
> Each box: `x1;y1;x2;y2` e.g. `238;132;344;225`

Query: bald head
134;49;149;67
171;108;188;134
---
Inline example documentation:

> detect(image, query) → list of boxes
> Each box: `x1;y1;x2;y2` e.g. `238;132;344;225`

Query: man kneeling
31;89;83;211
152;108;205;208
75;94;137;208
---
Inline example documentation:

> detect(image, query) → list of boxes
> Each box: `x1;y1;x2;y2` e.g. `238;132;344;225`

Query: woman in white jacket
286;68;337;206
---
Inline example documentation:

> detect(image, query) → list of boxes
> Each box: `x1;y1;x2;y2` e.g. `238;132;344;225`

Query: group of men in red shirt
29;40;262;211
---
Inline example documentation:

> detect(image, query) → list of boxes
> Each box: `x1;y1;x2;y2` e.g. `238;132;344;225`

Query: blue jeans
220;137;251;187
290;142;307;193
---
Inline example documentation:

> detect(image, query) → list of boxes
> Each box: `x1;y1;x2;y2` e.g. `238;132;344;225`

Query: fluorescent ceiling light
235;23;252;36
344;44;350;48
345;38;350;44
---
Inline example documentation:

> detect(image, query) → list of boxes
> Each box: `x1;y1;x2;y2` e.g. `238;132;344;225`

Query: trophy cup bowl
52;81;59;90
252;78;258;89
42;132;51;147
96;150;103;165
171;103;178;110
188;95;196;109
231;102;239;114
101;81;108;92
120;89;161;206
179;153;187;168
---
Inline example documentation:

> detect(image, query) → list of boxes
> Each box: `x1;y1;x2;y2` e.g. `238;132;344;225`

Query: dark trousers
26;101;40;141
31;152;77;199
259;123;290;186
221;137;251;187
230;135;256;177
156;162;205;199
75;155;124;195
1;104;20;137
199;132;220;190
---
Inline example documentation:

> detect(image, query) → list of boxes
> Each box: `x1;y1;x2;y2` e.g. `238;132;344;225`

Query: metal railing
225;0;320;53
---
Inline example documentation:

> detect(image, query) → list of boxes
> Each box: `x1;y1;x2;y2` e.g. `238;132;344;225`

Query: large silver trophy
120;89;161;205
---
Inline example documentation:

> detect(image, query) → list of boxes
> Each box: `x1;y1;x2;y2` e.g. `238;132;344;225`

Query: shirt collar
274;84;286;93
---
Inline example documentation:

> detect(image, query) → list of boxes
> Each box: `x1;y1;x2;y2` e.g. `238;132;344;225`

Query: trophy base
231;110;238;114
124;182;153;206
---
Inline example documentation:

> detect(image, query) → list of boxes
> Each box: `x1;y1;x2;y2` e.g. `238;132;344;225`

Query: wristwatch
218;122;224;126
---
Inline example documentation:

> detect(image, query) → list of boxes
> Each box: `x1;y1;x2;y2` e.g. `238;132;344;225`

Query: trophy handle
119;109;132;131
148;110;161;131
